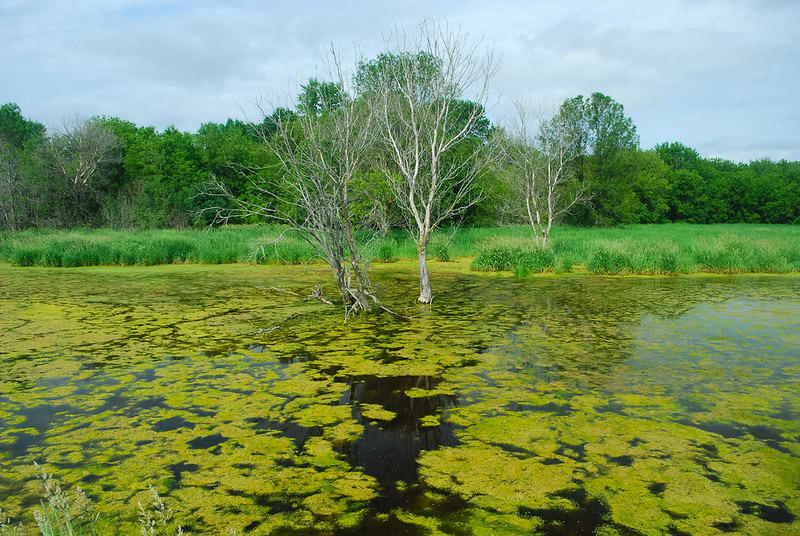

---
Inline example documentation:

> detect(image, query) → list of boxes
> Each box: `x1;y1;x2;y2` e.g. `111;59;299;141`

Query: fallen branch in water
260;285;333;305
260;286;301;297
234;326;280;336
306;284;334;305
259;284;411;322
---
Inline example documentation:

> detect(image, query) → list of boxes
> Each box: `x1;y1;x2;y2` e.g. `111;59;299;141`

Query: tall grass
471;224;800;275
0;226;316;267
2;224;799;274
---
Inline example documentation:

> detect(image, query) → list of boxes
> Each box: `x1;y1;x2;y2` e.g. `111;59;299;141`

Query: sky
2;0;798;163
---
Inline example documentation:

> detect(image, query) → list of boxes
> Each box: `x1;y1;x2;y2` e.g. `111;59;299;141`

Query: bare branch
499;98;589;247
203;46;379;319
364;18;499;302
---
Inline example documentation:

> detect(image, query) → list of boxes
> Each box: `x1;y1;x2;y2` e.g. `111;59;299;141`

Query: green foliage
471;242;555;273
3;224;800;274
0;465;184;536
4;463;100;536
0;226;318;266
298;78;344;116
354;51;443;97
587;244;641;274
595;149;672;225
137;486;184;536
558;92;640;185
5;94;800;231
0;103;45;150
373;242;398;263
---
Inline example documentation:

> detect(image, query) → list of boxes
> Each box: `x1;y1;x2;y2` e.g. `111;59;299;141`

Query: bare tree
40;116;121;223
500;99;589;247
0;138;23;230
360;19;499;303
208;48;377;316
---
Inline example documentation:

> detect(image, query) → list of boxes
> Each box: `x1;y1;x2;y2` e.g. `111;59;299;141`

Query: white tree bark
40;116;120;223
501;99;589;247
206;46;377;316
366;19;498;303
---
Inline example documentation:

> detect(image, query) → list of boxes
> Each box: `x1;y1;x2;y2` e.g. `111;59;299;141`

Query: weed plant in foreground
0;464;184;536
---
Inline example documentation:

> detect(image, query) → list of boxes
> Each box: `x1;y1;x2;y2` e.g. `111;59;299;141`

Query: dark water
0;264;798;535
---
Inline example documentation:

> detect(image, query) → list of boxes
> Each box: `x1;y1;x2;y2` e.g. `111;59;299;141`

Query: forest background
1;65;799;234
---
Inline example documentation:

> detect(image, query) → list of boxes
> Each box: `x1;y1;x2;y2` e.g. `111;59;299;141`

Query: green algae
0;264;799;535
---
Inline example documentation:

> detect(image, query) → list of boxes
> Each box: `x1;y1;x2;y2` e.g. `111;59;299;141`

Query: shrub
433;246;451;262
518;248;555;272
10;248;40;267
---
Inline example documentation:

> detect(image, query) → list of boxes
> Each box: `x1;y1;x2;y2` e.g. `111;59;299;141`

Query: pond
0;263;798;535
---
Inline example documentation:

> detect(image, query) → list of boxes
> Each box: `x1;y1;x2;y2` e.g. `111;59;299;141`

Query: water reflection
0;265;798;535
340;374;458;509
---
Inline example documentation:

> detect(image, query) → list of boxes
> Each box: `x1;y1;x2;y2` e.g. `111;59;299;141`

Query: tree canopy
1;77;798;232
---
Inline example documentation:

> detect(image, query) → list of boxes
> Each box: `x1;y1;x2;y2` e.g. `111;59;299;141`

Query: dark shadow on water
519;488;645;536
0;403;73;458
737;500;796;523
338;374;459;510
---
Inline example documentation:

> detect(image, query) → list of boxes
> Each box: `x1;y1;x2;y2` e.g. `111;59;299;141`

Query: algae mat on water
0;263;798;535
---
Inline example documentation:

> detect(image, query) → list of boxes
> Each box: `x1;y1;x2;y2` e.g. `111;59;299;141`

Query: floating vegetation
0;264;798;534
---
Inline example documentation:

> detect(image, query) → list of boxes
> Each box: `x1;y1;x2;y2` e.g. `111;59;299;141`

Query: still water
0;263;798;535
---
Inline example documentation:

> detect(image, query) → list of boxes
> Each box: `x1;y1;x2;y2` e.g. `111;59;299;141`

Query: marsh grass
472;224;800;275
0;226;315;267
1;224;799;274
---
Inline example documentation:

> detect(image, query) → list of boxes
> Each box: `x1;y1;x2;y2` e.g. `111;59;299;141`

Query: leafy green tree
148;126;206;227
297;78;344;117
747;159;800;223
558;93;640;225
0;103;45;149
586;93;639;162
195;118;287;227
697;158;735;223
655;142;709;222
600;149;671;224
665;168;710;222
354;50;442;98
655;141;700;171
0;103;46;229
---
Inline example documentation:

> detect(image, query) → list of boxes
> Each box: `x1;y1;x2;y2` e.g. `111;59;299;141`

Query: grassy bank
1;224;799;275
0;225;317;267
469;224;800;275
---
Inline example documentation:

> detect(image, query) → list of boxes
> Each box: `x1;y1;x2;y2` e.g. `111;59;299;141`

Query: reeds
0;226;316;267
471;224;800;275
2;223;799;274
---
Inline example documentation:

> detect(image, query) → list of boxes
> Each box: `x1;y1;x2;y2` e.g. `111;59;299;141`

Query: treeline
1;96;799;233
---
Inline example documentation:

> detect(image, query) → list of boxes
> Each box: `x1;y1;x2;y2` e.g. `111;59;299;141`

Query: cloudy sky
2;0;798;162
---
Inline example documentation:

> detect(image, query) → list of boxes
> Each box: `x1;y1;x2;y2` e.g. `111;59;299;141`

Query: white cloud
1;0;798;161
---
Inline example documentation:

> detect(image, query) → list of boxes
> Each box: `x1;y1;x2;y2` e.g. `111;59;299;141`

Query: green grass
1;224;799;274
469;224;800;275
0;225;317;267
